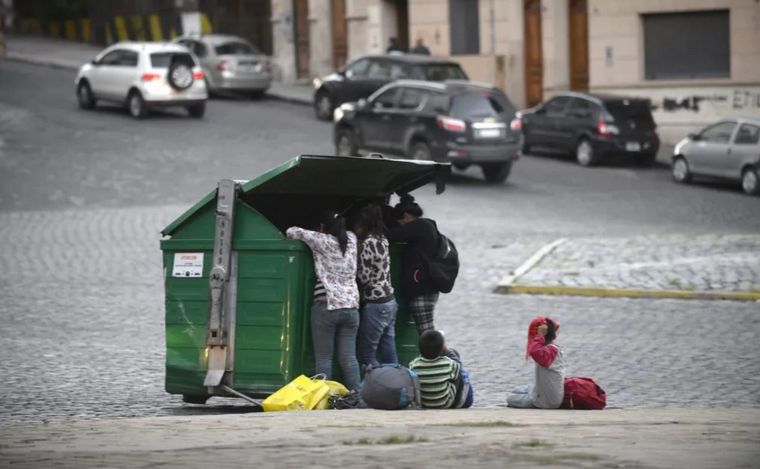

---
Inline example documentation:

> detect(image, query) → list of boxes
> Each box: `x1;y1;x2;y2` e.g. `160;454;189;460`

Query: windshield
215;41;261;55
149;52;196;68
420;64;468;81
450;92;515;120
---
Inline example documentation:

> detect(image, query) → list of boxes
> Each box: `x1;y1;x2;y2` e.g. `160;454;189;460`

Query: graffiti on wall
649;88;760;115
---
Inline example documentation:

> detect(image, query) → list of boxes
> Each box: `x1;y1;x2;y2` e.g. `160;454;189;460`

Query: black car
333;80;520;183
313;54;468;120
514;92;660;166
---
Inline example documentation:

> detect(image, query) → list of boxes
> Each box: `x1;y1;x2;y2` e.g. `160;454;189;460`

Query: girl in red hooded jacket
507;316;565;409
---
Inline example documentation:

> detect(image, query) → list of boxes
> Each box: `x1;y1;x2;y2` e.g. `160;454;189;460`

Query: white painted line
498;238;567;287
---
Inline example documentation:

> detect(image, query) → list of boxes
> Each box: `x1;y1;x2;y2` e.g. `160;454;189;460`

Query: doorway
394;0;409;50
331;0;347;69
523;0;543;106
294;0;309;79
568;0;589;91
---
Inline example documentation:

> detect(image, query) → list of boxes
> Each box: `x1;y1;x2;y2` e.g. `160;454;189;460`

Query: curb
494;284;760;302
264;91;311;106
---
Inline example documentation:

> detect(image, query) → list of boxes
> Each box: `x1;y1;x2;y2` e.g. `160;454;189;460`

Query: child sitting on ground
507;316;565;409
409;330;473;409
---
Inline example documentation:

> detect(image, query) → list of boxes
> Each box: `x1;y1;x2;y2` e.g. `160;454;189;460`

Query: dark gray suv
333;80;520;183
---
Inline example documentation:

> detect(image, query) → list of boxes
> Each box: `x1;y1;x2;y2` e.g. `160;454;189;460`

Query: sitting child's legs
506;385;535;408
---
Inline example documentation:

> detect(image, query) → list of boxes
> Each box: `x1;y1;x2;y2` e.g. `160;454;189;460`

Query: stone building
271;0;760;144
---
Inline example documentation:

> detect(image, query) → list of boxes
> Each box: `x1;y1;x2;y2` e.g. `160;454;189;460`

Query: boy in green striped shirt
409;330;474;409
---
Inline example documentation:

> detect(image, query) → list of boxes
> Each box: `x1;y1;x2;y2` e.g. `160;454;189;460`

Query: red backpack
561;377;606;410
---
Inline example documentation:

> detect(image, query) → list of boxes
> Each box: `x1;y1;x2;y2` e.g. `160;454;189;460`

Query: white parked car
75;42;208;119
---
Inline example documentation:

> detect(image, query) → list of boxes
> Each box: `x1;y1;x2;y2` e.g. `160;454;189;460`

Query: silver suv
75;42;208;119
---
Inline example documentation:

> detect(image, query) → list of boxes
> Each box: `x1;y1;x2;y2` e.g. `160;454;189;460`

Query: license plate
477;129;501;138
625;141;641;151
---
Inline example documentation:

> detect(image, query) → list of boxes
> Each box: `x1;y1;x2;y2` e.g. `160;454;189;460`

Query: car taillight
596;119;619;136
193;71;205;79
141;72;161;81
510;117;522;131
436;115;466;133
216;60;228;72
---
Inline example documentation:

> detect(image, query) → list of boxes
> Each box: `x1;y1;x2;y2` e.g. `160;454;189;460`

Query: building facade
272;0;760;144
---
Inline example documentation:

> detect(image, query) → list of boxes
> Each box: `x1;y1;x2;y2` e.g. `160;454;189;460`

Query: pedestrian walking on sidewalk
286;212;362;391
388;193;440;335
507;316;565;409
410;37;431;55
354;203;399;370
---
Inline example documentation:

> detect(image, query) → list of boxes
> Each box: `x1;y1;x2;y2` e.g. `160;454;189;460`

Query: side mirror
688;133;700;141
337;69;346;78
535;107;546;115
357;98;367;109
91;59;99;65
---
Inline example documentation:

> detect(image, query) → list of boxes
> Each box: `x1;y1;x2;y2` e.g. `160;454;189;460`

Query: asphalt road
1;61;759;423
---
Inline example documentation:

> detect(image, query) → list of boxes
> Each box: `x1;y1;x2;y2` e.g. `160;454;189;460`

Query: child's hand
537;324;548;336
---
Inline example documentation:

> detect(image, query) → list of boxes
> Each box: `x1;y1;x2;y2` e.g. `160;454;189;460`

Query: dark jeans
357;298;399;369
310;302;361;391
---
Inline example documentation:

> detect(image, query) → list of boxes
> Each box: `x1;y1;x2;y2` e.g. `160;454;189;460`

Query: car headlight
333;107;344;122
313;77;322;89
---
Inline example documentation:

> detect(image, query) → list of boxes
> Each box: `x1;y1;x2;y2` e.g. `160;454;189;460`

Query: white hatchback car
75;42;208;119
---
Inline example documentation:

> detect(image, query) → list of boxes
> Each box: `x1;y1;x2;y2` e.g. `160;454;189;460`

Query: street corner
495;234;760;302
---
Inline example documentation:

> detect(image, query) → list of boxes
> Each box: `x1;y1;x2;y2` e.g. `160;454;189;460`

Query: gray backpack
360;364;421;410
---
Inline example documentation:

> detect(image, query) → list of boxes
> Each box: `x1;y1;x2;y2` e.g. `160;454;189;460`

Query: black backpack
360;364;421;410
424;230;459;294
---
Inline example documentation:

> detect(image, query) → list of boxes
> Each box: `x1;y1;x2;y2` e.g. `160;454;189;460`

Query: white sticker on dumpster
172;253;204;277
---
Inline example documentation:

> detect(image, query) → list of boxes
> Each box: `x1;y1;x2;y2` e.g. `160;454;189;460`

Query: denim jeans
357;298;399;369
310;302;361;391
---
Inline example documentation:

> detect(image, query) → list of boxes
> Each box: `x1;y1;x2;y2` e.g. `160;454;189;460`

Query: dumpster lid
162;155;450;236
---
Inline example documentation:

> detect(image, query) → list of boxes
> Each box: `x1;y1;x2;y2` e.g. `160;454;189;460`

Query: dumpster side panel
390;246;419;367
231;246;315;394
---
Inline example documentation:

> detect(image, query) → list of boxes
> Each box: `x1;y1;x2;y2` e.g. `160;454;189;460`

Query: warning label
172;252;204;277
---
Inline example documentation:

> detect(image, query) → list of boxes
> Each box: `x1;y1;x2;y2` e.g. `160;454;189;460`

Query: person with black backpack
388;193;457;335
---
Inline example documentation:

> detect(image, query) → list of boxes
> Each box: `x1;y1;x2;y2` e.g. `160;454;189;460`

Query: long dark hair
544;318;558;345
392;193;423;220
355;204;386;238
321;211;349;255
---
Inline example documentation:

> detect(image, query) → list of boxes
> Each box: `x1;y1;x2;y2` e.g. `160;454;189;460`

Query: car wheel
314;91;333;120
672;157;692;184
128;90;148;119
335;128;358;156
187;102;206;118
167;60;194;91
741;167;760;195
481;162;513;183
409;141;431;161
575;139;596;167
77;81;96;110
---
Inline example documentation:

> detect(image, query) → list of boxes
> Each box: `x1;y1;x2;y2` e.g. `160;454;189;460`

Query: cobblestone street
1;60;760;425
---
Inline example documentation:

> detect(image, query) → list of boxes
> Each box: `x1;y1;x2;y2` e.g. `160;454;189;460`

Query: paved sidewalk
3;34;312;105
1;408;758;468
497;234;760;300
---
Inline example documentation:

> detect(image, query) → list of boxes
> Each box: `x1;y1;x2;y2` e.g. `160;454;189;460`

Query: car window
604;99;655;128
700;122;736;144
150;52;196;68
450;92;505;119
543;96;571;116
98;50;124;66
569;98;598;118
215;41;260;55
367;60;391;79
398;88;428;110
389;62;411;79
120;50;139;67
420;64;468;81
734;124;760;145
345;58;369;79
179;39;208;58
372;87;399;109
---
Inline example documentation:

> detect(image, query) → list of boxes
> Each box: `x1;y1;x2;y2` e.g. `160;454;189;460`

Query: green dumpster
160;154;450;403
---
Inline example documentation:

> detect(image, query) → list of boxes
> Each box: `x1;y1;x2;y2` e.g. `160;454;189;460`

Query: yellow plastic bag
311;380;349;410
262;375;330;412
